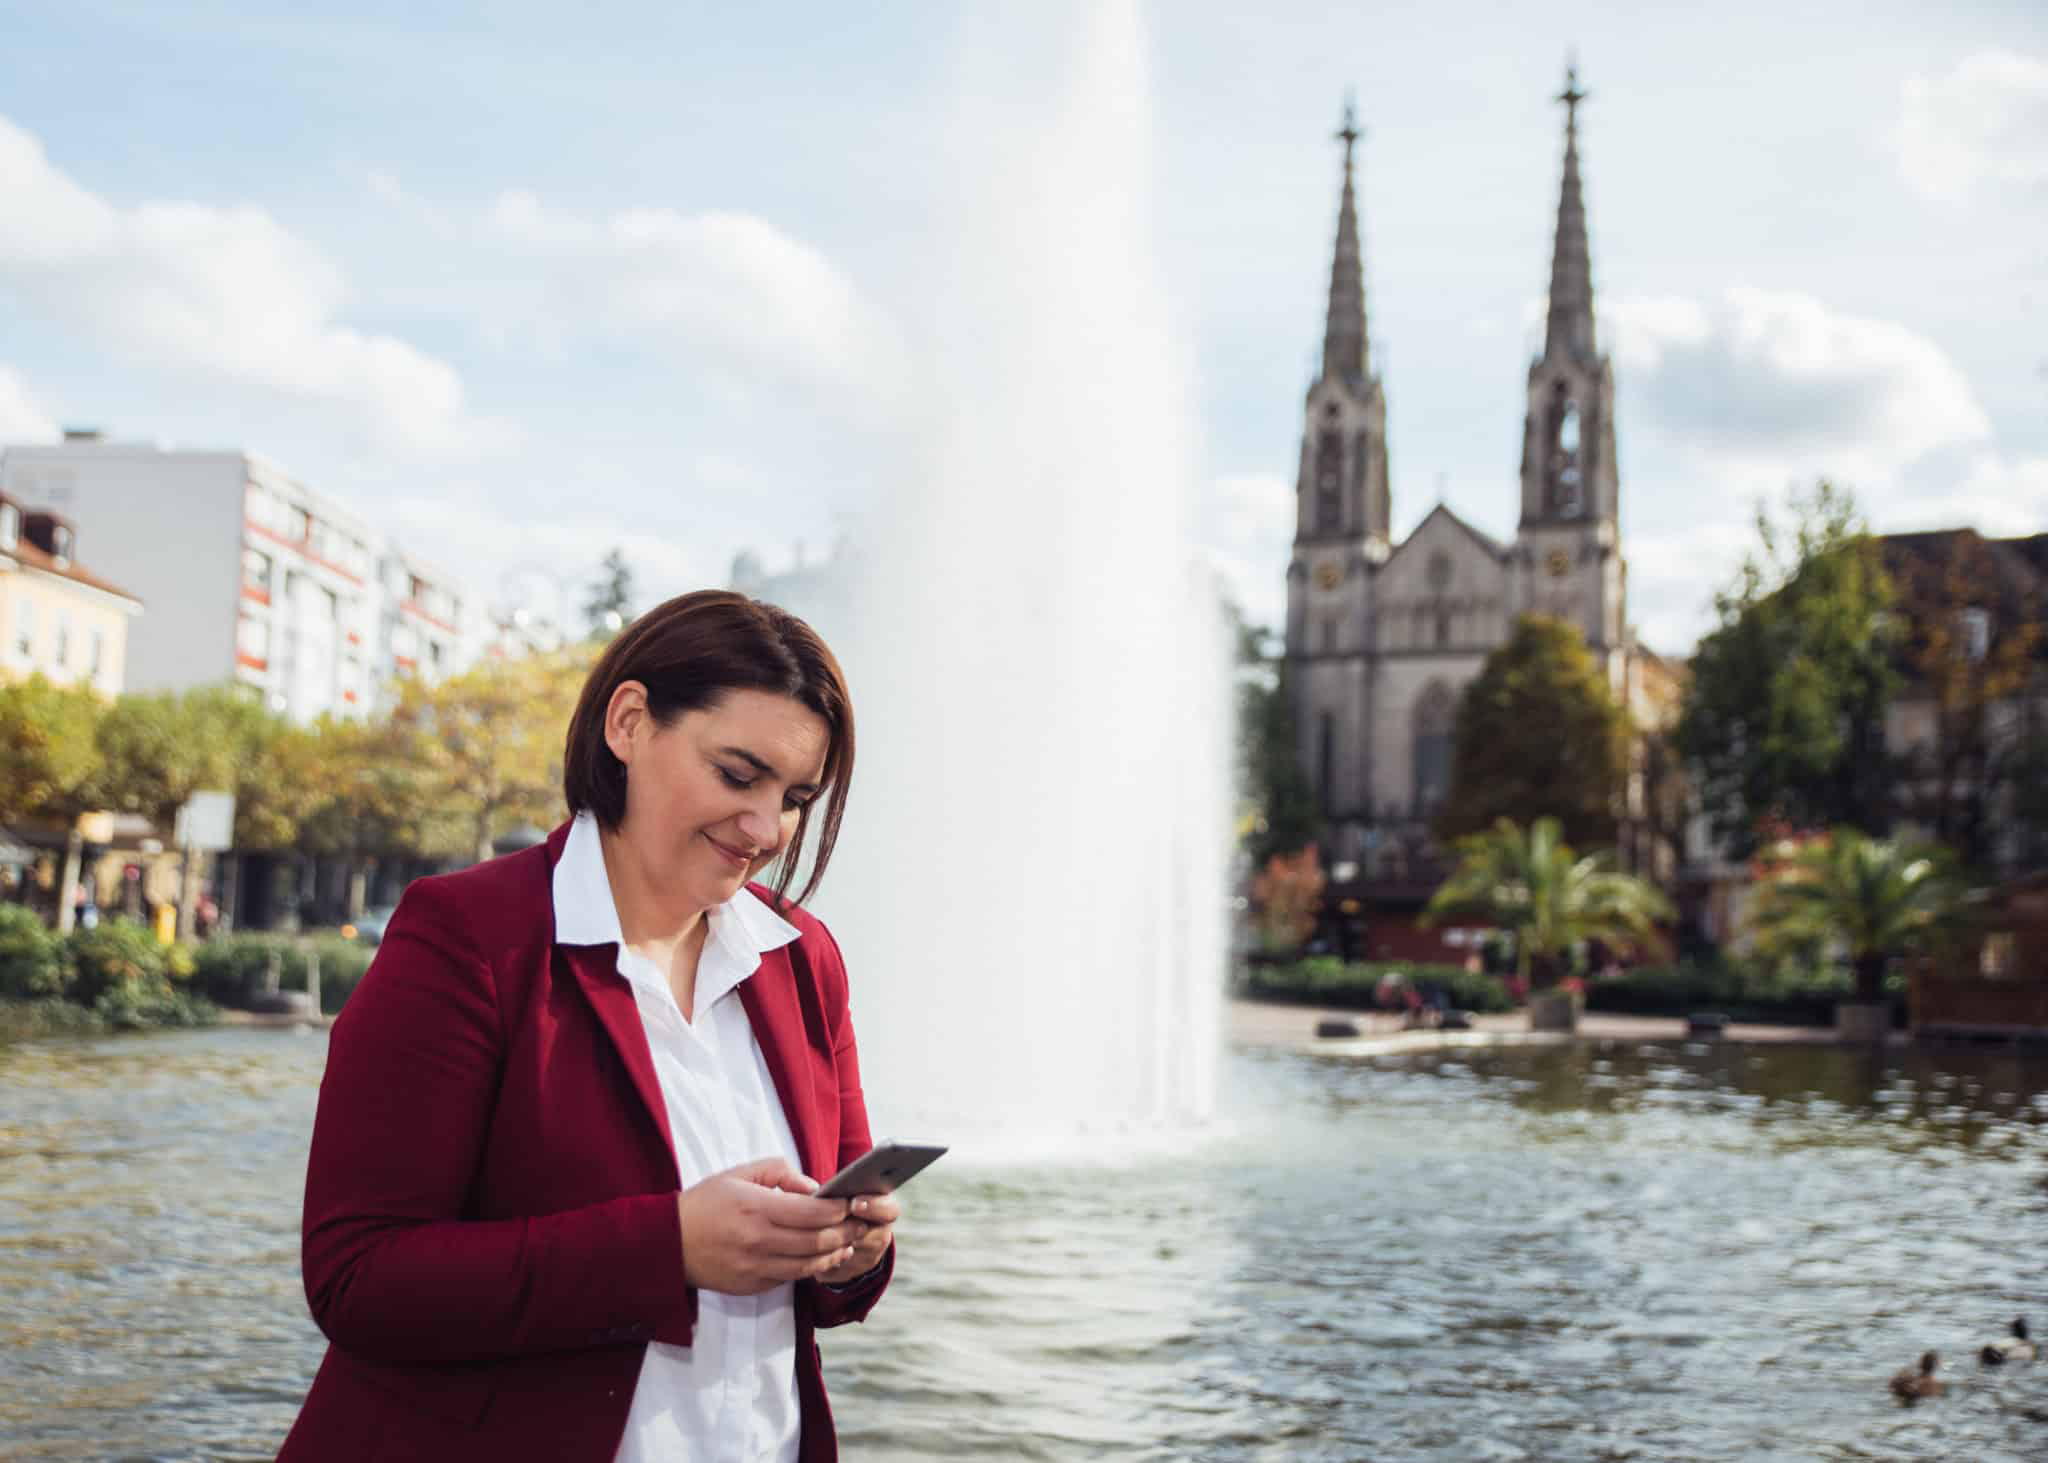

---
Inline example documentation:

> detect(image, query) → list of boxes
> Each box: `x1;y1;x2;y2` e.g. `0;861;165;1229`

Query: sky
0;0;2042;654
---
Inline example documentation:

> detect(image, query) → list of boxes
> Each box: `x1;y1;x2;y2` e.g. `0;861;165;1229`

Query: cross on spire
1321;93;1371;384
1543;57;1598;366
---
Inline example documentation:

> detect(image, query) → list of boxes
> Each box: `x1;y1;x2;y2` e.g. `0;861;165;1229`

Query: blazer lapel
560;943;680;1185
738;955;823;1182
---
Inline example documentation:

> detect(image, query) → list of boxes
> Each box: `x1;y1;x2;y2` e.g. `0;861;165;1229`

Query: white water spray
799;4;1232;1144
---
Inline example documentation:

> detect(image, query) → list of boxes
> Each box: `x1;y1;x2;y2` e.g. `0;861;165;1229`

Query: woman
278;591;897;1463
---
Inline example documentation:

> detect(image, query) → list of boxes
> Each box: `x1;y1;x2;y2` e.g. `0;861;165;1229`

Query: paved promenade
1228;996;1850;1056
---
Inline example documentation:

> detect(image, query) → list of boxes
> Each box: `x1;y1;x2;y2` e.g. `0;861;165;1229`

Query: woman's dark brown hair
563;590;854;906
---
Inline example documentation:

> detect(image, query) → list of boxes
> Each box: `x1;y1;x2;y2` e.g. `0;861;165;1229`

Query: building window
1314;430;1343;534
237;617;271;664
288;505;311;542
1321;617;1336;653
0;502;17;550
1960;607;1990;662
49;523;74;566
1413;680;1456;814
14;598;33;658
1318;711;1336;807
88;628;104;676
1435;610;1451;647
54;610;71;667
242;547;272;596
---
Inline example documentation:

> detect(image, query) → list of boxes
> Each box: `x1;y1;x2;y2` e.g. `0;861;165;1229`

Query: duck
1980;1317;2036;1365
1889;1351;1943;1403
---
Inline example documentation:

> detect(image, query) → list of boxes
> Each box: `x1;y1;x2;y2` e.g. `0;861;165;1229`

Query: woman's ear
603;680;651;766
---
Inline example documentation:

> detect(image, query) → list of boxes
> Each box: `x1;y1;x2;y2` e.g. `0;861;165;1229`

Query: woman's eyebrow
720;746;821;794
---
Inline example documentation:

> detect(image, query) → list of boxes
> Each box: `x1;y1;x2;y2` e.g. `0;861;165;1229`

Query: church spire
1321;96;1370;385
1543;61;1597;366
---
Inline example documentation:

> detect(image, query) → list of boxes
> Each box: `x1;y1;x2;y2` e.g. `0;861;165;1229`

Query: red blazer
277;823;892;1462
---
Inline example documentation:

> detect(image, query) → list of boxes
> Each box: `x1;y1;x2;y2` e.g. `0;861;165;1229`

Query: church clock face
1546;549;1571;578
1315;562;1342;590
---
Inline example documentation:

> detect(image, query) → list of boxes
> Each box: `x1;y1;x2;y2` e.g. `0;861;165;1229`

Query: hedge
1244;958;1516;1014
190;932;374;1014
0;913;215;1033
1584;959;1893;1027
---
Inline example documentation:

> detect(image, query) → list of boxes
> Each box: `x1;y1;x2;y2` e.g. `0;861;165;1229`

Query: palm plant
1744;829;1969;1003
1420;817;1672;987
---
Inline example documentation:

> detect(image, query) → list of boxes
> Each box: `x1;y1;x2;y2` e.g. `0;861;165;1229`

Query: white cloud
0;366;58;444
1607;287;1989;488
387;487;720;628
0;115;505;455
1895;51;2048;204
477;190;907;419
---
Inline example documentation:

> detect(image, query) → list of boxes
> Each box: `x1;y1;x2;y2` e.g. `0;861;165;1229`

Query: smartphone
815;1140;948;1199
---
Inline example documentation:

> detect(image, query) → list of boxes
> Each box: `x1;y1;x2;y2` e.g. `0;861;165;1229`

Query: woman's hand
676;1158;863;1295
817;1192;897;1287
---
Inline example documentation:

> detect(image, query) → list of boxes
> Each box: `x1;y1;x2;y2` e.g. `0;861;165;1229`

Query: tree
1419;816;1672;988
1677;481;1898;858
388;649;588;863
1744;828;1969;1005
0;675;107;931
1233;615;1320;865
1884;533;2043;873
583;548;636;640
1436;614;1628;851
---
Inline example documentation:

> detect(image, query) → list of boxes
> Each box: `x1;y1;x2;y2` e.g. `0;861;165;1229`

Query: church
1284;68;1672;901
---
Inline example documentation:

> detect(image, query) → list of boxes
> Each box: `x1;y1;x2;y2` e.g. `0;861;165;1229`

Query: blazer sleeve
802;920;896;1329
300;880;696;1363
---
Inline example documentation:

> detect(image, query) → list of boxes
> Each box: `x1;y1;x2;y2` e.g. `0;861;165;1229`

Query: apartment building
0;435;481;721
0;491;142;695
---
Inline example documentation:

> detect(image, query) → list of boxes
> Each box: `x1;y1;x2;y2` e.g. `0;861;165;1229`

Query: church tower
1515;64;1625;659
1285;100;1391;839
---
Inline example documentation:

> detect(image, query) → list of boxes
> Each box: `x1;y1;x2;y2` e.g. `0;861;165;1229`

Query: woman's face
607;685;831;909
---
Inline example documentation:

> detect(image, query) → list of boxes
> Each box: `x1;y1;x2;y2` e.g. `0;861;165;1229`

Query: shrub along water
189;933;373;1015
0;912;216;1034
1245;958;1515;1014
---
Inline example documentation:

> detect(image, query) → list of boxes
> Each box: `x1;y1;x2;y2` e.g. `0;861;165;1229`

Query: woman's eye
717;768;753;790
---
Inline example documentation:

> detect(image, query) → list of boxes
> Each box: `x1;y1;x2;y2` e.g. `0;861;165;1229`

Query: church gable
1373;506;1511;654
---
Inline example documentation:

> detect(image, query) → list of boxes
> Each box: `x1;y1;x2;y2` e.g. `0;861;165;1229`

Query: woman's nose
735;805;780;850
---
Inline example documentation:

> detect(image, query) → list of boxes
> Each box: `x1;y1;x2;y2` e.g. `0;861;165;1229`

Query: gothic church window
1315;430;1342;532
1321;617;1336;652
1318;712;1336;806
1545;380;1583;515
1435;610;1451;647
1412;681;1455;815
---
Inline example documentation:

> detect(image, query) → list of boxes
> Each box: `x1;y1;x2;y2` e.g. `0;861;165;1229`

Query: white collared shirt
553;812;807;1463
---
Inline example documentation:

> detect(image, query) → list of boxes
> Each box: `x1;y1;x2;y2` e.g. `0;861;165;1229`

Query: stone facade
1285;70;1653;881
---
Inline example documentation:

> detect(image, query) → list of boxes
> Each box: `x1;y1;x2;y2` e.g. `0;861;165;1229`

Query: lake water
2;1027;2045;1460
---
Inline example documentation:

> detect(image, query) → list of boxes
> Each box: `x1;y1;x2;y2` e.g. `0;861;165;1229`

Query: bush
0;904;65;1000
0;996;105;1042
63;919;189;1007
190;931;373;1013
1244;958;1515;1014
1585;957;1871;1026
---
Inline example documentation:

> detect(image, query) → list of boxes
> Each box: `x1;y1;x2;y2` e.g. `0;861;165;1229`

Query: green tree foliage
1677;482;1898;857
1744;829;1969;1004
1231;613;1320;864
0;674;106;825
387;647;591;862
1436;614;1628;850
1420;816;1672;987
584;548;637;640
1885;534;2044;873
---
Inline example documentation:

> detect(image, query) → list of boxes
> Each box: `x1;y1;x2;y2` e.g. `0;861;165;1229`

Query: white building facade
0;437;483;722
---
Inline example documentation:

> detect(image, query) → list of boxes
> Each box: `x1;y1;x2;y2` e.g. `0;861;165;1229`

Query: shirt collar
553;812;801;1005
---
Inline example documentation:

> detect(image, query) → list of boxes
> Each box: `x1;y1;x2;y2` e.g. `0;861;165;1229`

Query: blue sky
1;0;2042;651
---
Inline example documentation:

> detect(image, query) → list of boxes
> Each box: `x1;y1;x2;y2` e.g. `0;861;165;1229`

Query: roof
1391;502;1510;565
2;536;144;607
